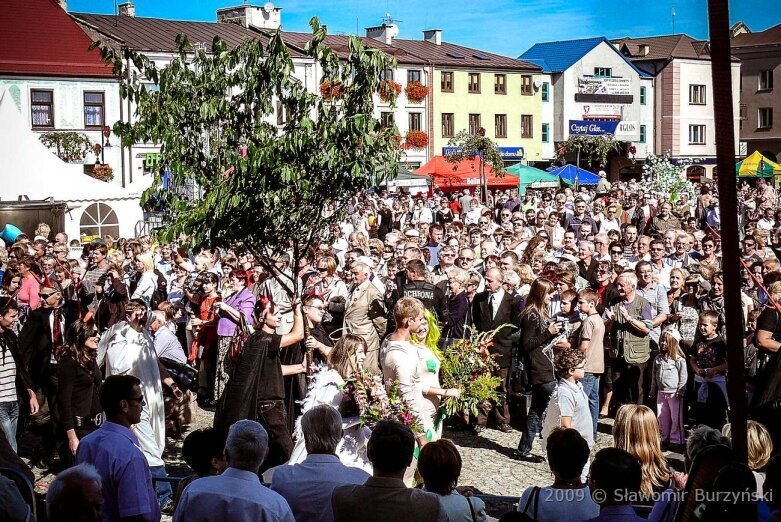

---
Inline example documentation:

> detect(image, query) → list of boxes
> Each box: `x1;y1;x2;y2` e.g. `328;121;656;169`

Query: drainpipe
127;54;133;185
426;62;434;161
119;78;126;188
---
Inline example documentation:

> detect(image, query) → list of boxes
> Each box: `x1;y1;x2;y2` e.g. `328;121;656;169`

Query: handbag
159;357;199;392
228;314;250;361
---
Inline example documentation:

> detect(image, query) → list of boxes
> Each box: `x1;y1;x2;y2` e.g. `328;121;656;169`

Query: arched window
686;165;705;183
80;202;119;242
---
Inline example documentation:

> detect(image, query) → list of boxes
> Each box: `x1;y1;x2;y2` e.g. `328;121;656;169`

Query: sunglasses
38;292;58;298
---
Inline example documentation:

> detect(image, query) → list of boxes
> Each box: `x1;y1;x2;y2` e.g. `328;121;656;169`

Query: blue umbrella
549;164;600;186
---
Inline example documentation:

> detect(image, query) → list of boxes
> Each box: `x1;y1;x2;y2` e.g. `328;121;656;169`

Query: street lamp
101;125;112;164
477;127;487;204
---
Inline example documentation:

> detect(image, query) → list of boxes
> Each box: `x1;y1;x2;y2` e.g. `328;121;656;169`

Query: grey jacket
650;354;688;397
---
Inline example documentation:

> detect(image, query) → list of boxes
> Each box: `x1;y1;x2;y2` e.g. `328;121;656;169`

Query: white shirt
100;323;166;467
488;288;506;319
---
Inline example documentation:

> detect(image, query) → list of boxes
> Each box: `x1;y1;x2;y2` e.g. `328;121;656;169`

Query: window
759;70;774;91
441;71;453;92
442;113;454;138
689;124;706;144
521;75;533;95
468;114;481;135
407;70;422;84
31;89;54;128
380;68;394;81
689;84;706;105
80;202;119;240
276;100;286;126
541;82;549;102
640;86;647;105
639;125;647;143
468;73;481;93
521;115;533;138
759;108;773;129
494;74;506;95
83;91;105;128
380;112;394;128
541;123;549;143
408;112;422;132
594;67;612;78
495;114;507;138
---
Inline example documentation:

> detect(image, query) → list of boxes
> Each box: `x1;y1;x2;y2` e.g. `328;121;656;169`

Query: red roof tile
0;0;113;78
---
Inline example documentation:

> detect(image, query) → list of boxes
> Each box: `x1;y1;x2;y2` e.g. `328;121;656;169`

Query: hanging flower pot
320;79;343;99
405;81;429;103
405;130;429;149
89;164;114;182
378;80;402;103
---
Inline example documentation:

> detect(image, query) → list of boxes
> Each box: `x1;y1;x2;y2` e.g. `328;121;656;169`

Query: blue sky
68;0;779;57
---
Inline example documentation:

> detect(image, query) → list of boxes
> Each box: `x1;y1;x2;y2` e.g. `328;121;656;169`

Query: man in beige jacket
343;261;387;373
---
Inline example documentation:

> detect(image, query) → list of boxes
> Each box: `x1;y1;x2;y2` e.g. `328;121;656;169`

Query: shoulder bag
228;313;250;361
518;486;540;522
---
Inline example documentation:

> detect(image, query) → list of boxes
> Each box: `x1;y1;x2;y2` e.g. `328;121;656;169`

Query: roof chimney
638;43;649;56
57;0;67;10
217;3;282;31
366;23;398;45
118;2;135;16
423;29;442;46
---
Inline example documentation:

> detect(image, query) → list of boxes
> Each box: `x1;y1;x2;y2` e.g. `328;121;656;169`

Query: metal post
707;0;748;463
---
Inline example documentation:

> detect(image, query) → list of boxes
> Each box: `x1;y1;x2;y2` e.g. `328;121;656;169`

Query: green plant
39;131;92;162
378;79;402;103
556;135;620;168
642;151;698;202
93;18;401;295
89;164;114;182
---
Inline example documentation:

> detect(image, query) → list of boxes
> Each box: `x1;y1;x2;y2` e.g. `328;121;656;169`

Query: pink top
18;274;41;309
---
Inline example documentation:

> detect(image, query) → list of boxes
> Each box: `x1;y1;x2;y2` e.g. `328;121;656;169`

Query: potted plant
405;130;429;149
90;164;114;182
319;79;343;99
378;80;402;103
405;81;429;103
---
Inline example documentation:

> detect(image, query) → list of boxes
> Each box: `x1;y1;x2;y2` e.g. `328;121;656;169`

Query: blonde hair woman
130;252;157;305
723;420;773;495
613;404;671;499
287;333;372;472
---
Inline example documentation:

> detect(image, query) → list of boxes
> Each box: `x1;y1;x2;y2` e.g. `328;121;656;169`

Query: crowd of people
1;174;781;521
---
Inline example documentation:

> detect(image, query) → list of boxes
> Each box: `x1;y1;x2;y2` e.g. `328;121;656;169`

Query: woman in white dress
287;333;372;473
414;309;460;440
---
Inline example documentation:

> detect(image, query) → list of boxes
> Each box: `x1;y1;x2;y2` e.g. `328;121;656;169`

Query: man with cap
596;170;611;196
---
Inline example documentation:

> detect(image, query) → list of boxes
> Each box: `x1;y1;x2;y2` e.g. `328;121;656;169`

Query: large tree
96;18;401;294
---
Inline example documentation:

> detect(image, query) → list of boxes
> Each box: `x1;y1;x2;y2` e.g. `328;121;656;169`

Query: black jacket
0;329;34;399
519;310;556;385
18;306;63;388
470;291;521;368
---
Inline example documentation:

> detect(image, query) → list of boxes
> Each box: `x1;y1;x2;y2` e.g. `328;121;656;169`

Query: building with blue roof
519;37;655;180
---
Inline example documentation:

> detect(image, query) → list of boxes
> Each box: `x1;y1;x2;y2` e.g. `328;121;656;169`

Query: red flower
405;81;429;103
378;80;402;103
405;130;429;149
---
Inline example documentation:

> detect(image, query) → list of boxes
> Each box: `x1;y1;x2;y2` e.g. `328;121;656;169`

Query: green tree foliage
94;18;401;293
444;130;506;202
556;135;620;168
39;131;92;162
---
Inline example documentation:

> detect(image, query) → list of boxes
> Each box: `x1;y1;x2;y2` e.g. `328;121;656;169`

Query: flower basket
405;81;429;103
341;371;423;433
319;79;343;100
89;164;114;182
405;130;429;149
378;80;402;103
438;325;505;418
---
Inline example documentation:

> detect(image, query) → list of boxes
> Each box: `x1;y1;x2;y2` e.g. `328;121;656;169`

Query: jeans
0;401;19;453
517;380;556;455
150;465;173;508
580;373;601;440
256;400;293;473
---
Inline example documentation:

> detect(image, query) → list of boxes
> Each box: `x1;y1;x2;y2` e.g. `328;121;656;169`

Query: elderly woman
130;252;158;305
444;267;469;340
214;269;256;402
419;439;487;522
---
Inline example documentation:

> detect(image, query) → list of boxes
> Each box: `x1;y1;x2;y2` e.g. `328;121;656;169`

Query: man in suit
343;261;387;373
331;420;446;522
19;283;65;465
469;267;521;434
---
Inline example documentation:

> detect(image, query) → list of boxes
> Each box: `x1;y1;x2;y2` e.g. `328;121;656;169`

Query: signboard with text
577;77;631;96
582;103;622;120
568;120;619;136
614;121;640;140
442;146;525;160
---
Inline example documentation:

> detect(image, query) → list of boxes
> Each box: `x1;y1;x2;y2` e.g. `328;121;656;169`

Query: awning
505;163;559;193
736;151;781;179
413;156;516;190
549;164;600;186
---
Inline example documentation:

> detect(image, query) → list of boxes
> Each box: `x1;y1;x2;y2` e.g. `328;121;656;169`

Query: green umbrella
505;163;559;193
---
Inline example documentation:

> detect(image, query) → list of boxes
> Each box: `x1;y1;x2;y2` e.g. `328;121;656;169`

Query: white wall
637;77;655;159
675;59;741;159
540;73;555;160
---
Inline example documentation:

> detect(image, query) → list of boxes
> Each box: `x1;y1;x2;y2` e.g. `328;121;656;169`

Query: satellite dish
263;1;275;11
533;79;543;88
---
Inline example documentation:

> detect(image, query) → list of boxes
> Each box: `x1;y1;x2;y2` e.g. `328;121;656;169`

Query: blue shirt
270;454;370;522
76;420;160;522
174;467;294;522
587;504;646;522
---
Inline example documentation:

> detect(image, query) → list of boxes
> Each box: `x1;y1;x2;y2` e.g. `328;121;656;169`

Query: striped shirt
0;340;17;404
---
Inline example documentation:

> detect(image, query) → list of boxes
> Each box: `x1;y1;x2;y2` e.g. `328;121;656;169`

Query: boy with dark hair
690;310;729;429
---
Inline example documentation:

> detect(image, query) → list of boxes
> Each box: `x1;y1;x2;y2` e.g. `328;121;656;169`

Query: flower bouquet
438;325;505;418
342;371;422;433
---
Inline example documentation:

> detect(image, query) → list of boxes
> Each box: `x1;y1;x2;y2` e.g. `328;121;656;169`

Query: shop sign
582;103;622;119
577;77;631;96
568;120;619;136
615;121;639;140
442;146;525;159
